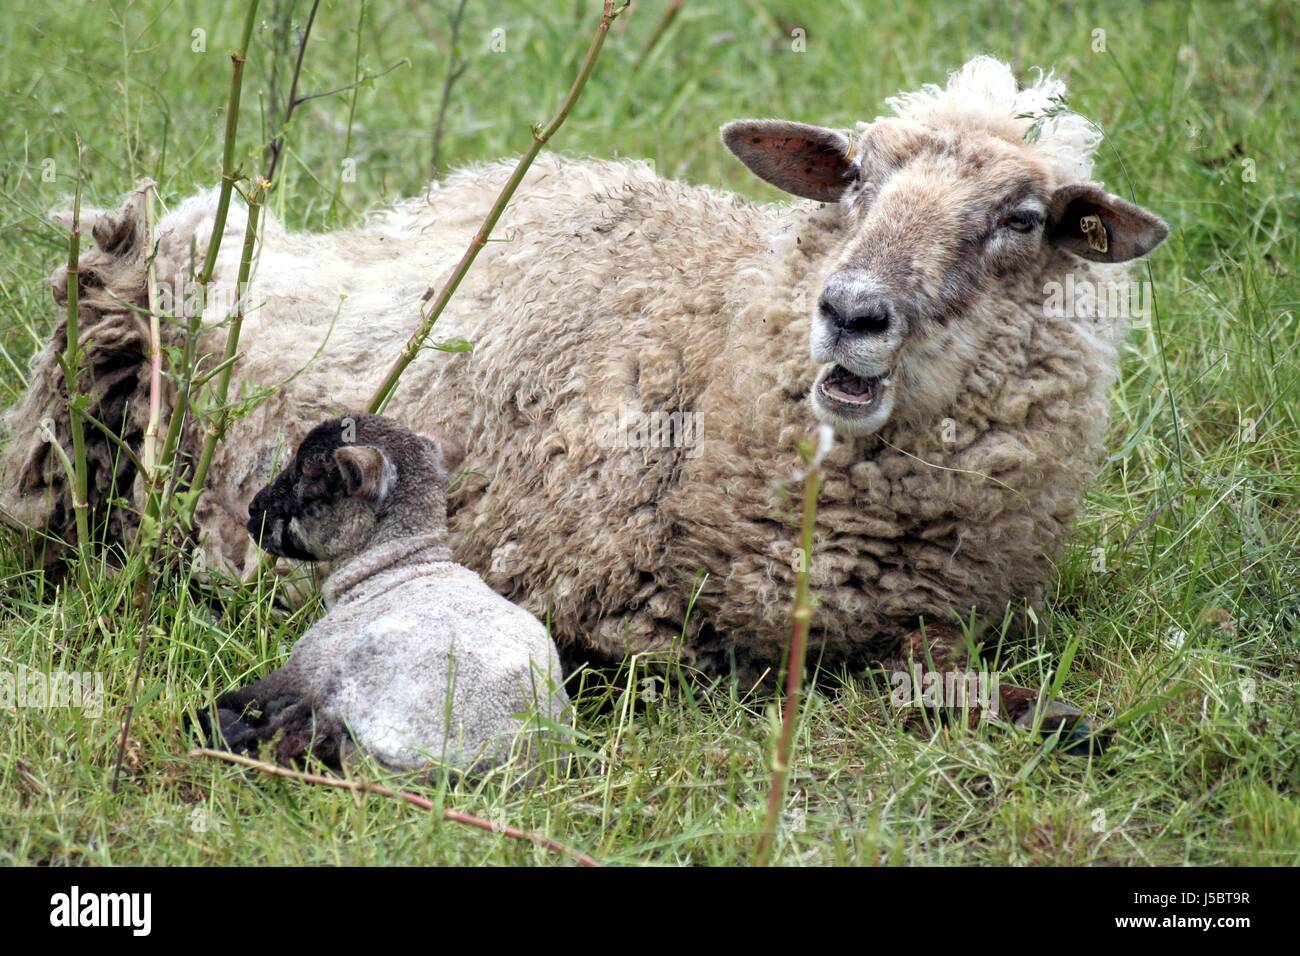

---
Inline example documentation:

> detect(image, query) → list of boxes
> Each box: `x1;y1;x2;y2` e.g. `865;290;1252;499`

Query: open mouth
811;363;895;435
817;364;886;409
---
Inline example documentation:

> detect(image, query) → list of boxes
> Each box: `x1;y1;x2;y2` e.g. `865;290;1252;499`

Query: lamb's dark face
721;116;1169;436
248;418;396;562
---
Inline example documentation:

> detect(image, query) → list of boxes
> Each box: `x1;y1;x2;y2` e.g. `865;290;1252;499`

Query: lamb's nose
819;273;892;336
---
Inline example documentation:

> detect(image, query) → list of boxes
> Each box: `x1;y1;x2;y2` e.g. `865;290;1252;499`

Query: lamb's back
288;564;567;771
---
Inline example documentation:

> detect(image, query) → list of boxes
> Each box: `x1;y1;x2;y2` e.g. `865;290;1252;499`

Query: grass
1;0;1297;865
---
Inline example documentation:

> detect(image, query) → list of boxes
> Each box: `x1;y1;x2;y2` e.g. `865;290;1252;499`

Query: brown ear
1047;184;1168;263
419;433;465;483
720;120;857;202
334;445;394;503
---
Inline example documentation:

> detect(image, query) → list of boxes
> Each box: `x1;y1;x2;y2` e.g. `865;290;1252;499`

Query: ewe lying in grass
0;57;1166;687
207;414;568;773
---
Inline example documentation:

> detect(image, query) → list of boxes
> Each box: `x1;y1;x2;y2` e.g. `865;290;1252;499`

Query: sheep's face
247;416;400;562
721;116;1168;436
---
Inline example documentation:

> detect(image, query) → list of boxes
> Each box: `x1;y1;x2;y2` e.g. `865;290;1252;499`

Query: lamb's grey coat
283;533;568;772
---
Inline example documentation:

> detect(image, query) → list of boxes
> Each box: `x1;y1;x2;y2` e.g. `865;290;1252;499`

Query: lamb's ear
721;120;857;202
1047;183;1168;263
334;445;394;504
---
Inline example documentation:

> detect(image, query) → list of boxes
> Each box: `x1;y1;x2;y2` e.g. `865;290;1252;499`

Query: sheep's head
247;413;449;562
721;58;1168;437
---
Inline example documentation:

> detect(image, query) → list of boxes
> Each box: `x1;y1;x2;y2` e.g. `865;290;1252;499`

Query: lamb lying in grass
208;414;569;774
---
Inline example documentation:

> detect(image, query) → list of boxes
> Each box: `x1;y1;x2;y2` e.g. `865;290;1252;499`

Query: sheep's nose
819;273;893;336
819;291;891;336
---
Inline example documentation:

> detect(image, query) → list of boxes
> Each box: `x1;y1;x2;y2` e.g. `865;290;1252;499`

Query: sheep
208;413;569;773
0;57;1167;693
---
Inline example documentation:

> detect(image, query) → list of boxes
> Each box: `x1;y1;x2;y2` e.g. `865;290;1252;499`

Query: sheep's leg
213;669;296;714
195;670;292;752
260;701;349;770
204;679;350;769
893;622;1104;754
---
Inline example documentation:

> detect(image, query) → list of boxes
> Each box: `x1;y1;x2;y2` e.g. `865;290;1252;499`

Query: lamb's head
722;57;1168;436
247;413;449;562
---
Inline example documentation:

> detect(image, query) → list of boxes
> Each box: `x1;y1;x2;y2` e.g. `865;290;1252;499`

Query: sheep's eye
1004;212;1040;233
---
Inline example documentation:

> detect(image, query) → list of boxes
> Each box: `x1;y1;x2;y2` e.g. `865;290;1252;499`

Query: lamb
207;413;569;773
0;57;1167;691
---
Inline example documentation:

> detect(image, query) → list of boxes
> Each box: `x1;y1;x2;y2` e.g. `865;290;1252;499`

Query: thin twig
754;427;829;866
185;178;270;528
139;179;163;483
294;58;408;110
59;135;91;586
634;0;685;70
430;0;470;177
111;616;150;794
1011;0;1022;81
369;0;631;413
265;0;321;184
190;748;600;866
152;0;261;521
82;408;145;473
327;0;372;222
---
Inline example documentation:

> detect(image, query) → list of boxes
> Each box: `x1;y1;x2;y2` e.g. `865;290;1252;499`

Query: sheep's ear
1047;184;1168;263
422;432;465;479
334;445;394;504
418;436;448;483
721;120;857;202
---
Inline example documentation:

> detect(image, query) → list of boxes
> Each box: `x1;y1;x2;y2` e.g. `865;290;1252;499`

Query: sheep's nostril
821;295;890;336
842;305;891;336
819;283;893;337
818;295;844;329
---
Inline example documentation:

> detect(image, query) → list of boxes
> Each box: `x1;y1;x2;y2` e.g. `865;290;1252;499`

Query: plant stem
368;0;630;414
634;0;685;70
60;135;91;586
140;180;163;482
326;0;368;223
185;178;269;528
190;748;601;866
754;435;826;867
430;0;469;178
264;0;320;183
154;0;260;498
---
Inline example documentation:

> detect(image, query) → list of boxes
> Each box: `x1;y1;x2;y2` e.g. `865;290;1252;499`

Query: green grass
1;0;1297;865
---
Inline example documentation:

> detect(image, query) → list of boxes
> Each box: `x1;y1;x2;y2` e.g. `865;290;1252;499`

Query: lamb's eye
1004;212;1040;233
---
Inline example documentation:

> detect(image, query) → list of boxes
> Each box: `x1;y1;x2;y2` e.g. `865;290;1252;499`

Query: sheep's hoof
1002;688;1108;756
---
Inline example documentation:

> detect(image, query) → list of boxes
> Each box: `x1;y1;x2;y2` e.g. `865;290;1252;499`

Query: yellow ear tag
1079;214;1108;253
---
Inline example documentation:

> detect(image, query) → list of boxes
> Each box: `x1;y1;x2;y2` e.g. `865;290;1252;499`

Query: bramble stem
754;435;826;866
140;180;163;483
368;0;630;413
190;748;600;866
185;178;269;528
153;0;260;508
60;135;90;586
